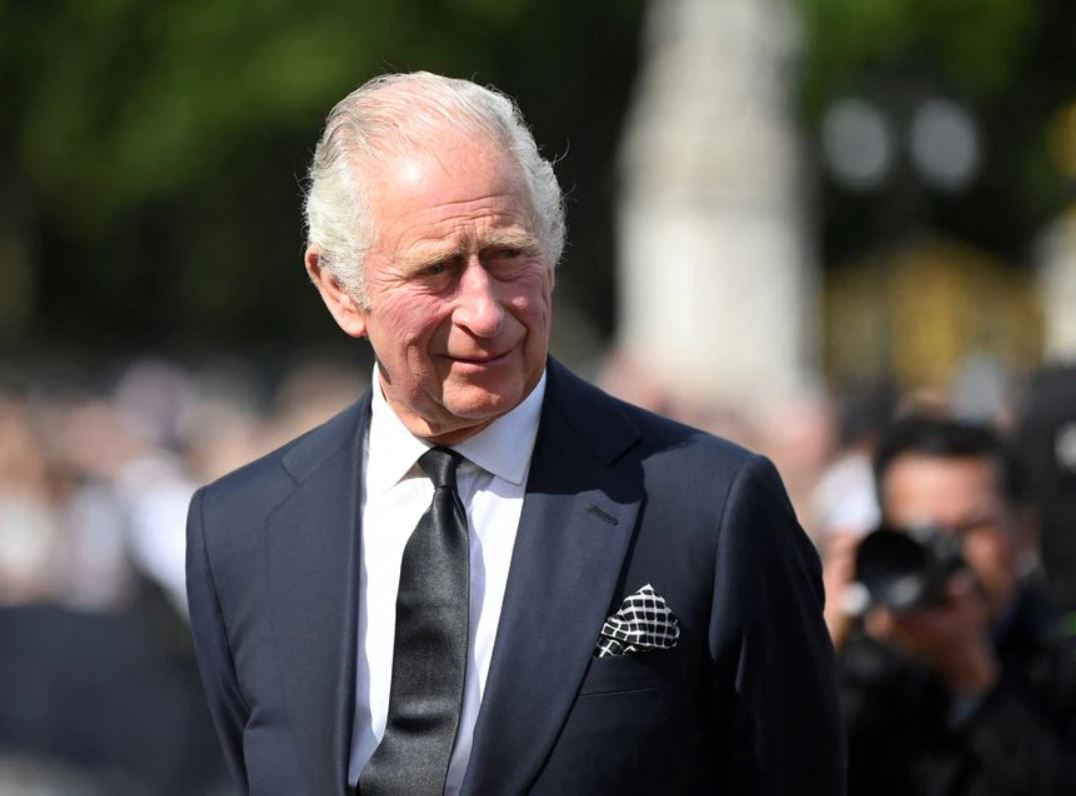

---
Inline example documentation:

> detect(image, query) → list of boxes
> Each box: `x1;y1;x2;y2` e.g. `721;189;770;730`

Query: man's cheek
379;296;436;339
506;292;550;323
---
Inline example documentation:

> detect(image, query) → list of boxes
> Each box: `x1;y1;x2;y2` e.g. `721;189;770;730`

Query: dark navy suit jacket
186;359;845;795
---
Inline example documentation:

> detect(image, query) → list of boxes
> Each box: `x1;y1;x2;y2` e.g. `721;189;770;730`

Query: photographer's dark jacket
840;587;1076;796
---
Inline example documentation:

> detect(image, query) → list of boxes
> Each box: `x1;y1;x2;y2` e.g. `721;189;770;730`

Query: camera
853;525;967;613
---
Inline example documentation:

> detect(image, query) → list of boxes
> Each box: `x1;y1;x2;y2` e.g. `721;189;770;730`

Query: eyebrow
479;229;540;251
401;229;540;270
949;510;1004;535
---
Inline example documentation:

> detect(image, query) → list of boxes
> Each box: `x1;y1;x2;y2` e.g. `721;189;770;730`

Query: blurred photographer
827;415;1076;795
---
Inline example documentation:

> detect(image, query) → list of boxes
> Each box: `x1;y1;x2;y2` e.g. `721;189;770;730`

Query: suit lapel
265;396;370;796
461;362;642;795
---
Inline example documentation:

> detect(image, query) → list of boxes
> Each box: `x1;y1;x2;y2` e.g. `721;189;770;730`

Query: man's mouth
448;348;513;365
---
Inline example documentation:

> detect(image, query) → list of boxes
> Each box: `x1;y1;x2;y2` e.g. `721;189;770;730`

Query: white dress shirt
347;368;546;794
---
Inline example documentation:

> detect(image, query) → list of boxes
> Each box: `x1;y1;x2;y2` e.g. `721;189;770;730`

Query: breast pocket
577;647;685;696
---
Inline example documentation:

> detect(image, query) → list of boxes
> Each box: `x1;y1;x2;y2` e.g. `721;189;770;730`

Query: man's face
881;454;1019;620
347;135;553;443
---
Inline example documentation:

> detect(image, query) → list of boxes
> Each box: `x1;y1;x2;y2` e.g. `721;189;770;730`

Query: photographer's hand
822;531;862;651
865;570;1000;697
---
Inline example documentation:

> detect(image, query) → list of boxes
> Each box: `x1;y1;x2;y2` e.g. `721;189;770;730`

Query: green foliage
800;0;1076;272
799;0;1039;117
5;1;474;230
0;0;644;344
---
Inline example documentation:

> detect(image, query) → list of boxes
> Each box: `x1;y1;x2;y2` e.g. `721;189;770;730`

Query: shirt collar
366;366;546;495
455;370;545;486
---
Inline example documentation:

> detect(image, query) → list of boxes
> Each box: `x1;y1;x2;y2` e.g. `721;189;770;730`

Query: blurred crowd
0;354;368;795
1;350;1074;794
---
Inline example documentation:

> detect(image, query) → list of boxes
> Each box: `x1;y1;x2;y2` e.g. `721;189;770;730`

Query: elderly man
186;72;843;796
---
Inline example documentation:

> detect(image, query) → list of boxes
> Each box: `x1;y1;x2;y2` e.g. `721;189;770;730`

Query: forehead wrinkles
364;140;540;267
394;198;535;251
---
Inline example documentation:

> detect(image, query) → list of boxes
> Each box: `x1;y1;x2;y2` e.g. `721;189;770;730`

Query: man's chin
421;404;506;446
443;388;521;423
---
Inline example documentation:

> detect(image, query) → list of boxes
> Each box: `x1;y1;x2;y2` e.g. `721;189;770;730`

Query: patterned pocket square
593;583;680;658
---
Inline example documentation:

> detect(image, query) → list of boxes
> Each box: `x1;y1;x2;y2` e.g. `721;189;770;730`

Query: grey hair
303;72;565;306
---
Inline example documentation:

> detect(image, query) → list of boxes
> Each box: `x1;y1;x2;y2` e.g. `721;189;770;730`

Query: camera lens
855;529;935;613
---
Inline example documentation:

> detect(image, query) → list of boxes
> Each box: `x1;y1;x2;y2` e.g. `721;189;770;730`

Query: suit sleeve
186;486;251;794
708;454;846;795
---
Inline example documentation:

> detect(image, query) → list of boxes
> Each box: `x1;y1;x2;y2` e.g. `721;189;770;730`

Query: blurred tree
798;0;1076;264
799;0;1039;114
0;0;644;349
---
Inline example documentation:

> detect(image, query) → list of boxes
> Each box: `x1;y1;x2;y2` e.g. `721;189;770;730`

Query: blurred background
2;0;1076;792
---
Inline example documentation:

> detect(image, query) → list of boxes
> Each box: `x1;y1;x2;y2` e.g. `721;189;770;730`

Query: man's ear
305;246;367;338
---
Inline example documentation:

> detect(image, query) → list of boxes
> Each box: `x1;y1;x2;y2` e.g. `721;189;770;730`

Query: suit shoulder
630;403;766;511
593;385;756;472
198;397;367;523
629;400;752;461
547;360;755;472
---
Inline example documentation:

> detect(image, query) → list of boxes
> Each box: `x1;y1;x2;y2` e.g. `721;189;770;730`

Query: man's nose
454;260;504;338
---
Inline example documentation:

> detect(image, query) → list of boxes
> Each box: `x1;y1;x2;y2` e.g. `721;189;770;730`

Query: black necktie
360;447;470;796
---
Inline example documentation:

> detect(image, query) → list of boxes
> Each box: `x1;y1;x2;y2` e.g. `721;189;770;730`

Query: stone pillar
617;0;816;412
1036;209;1076;363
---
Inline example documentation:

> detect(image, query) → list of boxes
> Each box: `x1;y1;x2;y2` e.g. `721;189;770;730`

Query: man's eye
420;261;452;277
487;247;523;260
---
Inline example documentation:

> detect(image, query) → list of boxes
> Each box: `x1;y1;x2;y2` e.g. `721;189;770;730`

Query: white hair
303;72;565;306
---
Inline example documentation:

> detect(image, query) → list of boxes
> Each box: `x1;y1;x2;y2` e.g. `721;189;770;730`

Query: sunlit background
2;1;1075;792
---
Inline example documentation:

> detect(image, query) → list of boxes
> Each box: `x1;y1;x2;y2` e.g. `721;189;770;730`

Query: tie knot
418;446;463;490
